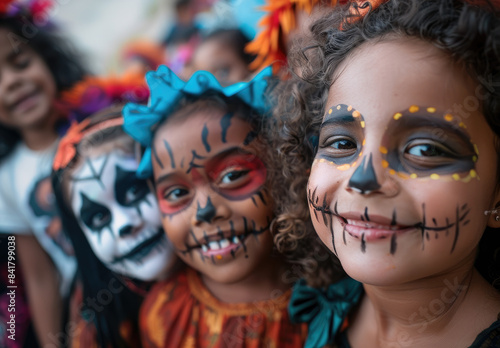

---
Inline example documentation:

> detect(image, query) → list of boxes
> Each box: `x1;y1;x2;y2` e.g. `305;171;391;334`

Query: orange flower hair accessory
53;117;124;171
246;0;345;73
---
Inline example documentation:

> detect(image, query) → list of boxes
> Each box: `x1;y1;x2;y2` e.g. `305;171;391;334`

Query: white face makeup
70;150;175;281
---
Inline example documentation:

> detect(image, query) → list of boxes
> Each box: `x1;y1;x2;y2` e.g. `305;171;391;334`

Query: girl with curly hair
271;0;500;347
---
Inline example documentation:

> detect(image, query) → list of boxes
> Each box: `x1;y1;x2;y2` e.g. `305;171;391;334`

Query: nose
119;225;133;237
347;153;381;194
192;193;231;226
112;208;142;239
346;152;400;197
195;196;216;223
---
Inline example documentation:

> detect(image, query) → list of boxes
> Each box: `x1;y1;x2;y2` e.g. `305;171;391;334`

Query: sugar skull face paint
308;40;499;286
152;108;274;285
70;151;175;281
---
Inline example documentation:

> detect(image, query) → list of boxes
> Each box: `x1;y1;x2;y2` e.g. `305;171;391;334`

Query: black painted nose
348;153;381;194
195;197;216;223
119;225;133;237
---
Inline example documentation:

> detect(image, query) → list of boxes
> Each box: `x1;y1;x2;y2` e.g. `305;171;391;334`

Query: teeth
201;245;208;252
219;239;230;248
209;241;220;250
232;236;239;244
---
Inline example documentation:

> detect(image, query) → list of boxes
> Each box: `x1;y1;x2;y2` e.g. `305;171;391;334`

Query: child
189;28;255;85
122;65;308;347
0;1;86;346
271;0;500;347
52;103;178;348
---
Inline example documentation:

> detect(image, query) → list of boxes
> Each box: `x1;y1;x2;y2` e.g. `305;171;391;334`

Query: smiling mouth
341;218;417;241
9;89;41;113
111;228;165;264
179;217;271;258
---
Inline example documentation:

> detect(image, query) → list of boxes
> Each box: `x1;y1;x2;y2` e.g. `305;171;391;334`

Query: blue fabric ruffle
289;277;363;348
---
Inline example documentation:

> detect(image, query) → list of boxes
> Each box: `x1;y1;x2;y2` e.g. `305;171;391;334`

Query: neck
349;255;500;347
201;256;290;303
20;120;58;151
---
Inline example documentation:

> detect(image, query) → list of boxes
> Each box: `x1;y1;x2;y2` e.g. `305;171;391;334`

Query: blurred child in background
0;1;86;346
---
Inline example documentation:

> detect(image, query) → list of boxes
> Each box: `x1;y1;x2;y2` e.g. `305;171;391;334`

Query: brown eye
404;141;453;158
323;136;358;157
163;187;190;203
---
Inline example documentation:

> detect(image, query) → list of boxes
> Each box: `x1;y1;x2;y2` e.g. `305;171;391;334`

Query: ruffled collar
289;277;363;348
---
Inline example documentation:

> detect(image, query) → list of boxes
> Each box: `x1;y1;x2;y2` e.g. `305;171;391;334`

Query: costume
140;268;308;348
0;141;76;295
290;279;500;348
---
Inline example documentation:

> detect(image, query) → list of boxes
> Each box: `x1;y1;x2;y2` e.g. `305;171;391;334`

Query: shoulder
470;314;500;348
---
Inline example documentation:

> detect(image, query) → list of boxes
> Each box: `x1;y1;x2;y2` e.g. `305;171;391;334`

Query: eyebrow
320;114;357;129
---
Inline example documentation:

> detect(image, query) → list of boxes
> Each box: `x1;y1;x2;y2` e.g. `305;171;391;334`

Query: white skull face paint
70;151;175;281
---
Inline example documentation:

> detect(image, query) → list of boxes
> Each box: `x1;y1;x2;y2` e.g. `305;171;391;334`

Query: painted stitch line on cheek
380;105;479;182
308;185;471;255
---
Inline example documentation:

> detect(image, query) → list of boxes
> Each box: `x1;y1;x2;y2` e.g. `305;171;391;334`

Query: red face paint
157;178;194;216
206;153;267;201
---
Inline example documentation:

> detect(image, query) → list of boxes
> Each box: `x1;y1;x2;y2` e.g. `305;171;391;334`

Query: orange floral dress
140;268;308;348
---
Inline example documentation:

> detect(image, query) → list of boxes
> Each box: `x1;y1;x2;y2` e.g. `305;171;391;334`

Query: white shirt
0;141;76;296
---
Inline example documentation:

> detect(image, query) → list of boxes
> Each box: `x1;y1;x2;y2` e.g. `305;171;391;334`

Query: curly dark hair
0;16;87;163
270;0;500;288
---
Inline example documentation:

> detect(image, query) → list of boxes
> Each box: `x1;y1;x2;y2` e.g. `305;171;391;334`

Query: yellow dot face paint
379;105;479;181
316;104;366;172
393;112;403;120
318;104;479;184
444;114;454;122
409;105;419;113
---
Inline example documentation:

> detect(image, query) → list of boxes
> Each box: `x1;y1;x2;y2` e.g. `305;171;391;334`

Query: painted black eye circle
124;181;149;206
91;211;111;230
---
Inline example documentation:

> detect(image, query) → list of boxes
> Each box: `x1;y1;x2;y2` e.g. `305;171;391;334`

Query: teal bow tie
289;278;363;348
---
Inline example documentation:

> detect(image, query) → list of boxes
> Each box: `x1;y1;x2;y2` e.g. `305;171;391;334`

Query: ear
486;198;500;228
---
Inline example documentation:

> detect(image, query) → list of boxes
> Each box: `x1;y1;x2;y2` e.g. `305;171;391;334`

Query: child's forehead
326;39;474;121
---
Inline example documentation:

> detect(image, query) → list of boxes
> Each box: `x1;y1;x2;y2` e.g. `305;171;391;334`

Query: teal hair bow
289;278;363;348
122;65;273;179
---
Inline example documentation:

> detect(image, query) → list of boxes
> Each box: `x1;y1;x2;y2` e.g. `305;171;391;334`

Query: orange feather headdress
246;0;346;73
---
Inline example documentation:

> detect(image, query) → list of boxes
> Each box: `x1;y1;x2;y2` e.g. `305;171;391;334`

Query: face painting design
152;109;274;284
70;151;175;281
307;40;499;286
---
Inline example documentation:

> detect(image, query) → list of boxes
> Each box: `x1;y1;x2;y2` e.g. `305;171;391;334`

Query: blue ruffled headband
122;65;273;179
